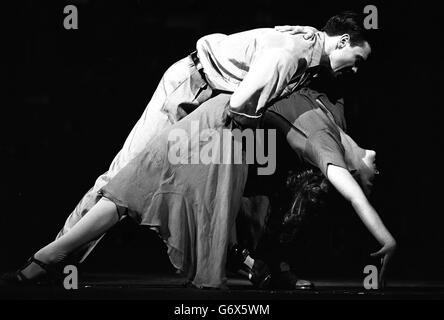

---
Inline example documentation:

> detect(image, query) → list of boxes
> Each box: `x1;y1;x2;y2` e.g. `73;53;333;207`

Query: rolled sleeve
230;32;314;114
230;48;298;113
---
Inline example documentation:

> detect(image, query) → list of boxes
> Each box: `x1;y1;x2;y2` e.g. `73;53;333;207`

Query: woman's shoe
0;256;59;287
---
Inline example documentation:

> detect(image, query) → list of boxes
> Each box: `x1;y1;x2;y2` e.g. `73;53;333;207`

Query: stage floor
1;272;444;300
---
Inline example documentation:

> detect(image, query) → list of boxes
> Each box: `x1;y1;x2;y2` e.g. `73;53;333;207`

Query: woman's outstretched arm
326;164;397;285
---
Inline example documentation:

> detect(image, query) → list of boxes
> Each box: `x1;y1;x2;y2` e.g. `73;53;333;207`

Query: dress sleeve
304;129;348;177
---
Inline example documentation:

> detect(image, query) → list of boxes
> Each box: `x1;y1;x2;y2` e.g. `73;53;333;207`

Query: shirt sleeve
304;129;348;177
229;32;313;114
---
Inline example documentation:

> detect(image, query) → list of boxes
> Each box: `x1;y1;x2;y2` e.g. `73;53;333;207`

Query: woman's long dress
100;94;249;288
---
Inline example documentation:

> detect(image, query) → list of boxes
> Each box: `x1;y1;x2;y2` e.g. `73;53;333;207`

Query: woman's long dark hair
269;168;330;244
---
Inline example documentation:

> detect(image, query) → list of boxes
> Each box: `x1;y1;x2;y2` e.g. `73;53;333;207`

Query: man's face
329;36;371;74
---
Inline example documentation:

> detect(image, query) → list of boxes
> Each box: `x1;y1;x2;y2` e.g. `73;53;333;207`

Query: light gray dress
100;94;248;288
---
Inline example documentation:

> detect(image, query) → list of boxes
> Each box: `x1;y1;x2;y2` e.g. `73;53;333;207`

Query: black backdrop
2;0;444;281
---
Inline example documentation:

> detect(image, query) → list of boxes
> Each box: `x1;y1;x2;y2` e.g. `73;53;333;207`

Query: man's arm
230;30;315;114
229;48;298;113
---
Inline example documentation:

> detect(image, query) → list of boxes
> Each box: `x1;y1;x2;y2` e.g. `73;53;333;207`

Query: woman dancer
1;88;396;289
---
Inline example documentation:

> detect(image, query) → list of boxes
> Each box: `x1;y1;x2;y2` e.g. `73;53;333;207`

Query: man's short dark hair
322;11;369;47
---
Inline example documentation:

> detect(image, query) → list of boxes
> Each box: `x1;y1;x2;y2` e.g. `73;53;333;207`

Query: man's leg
231;196;314;289
236;196;270;251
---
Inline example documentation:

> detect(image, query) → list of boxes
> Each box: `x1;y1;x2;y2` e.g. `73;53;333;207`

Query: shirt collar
308;32;325;68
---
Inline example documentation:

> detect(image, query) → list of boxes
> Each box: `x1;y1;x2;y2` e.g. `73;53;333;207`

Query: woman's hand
370;239;397;289
274;25;318;39
327;165;397;289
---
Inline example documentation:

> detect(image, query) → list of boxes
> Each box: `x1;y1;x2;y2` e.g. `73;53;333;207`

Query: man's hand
274;25;318;39
370;240;397;289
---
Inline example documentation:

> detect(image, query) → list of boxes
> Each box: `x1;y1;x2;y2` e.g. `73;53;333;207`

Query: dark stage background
2;0;443;282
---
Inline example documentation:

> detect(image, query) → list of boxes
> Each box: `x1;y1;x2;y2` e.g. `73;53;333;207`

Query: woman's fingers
379;255;387;282
370;247;385;258
370;247;391;288
274;25;317;40
371;244;396;289
370;242;396;257
301;27;316;39
274;25;296;32
379;252;393;288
